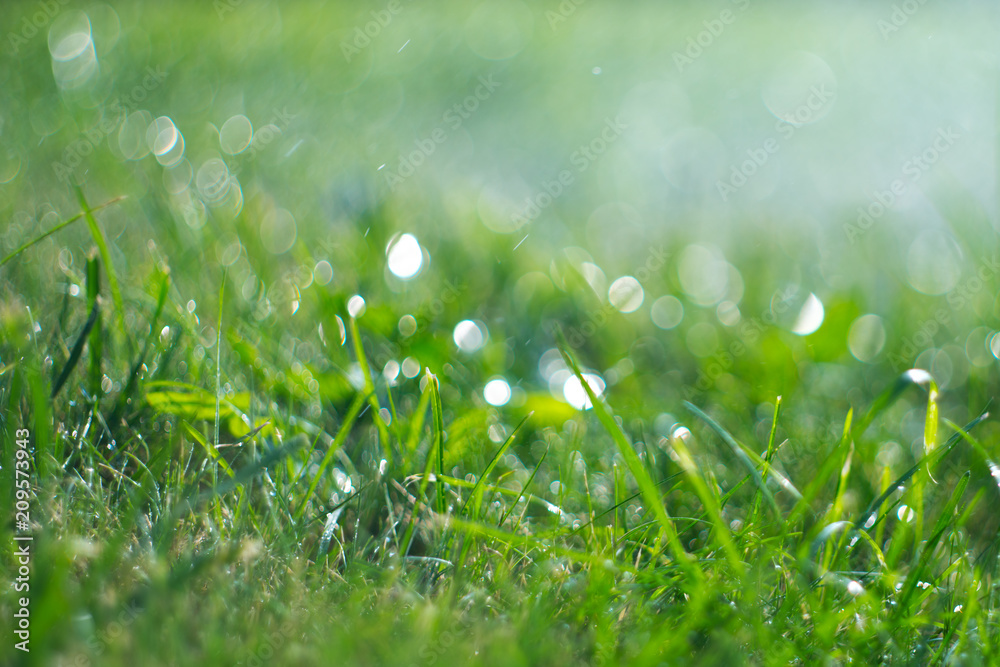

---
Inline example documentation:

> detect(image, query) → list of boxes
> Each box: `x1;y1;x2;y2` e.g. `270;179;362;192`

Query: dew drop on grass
847;314;885;363
399;315;417;336
483;378;511;406
717;300;740;326
313;260;333;286
196;158;230;204
328;316;345;346
220;115;253;155
386;233;424;280
383;360;400;384
651;295;683;330
903;368;932;386
608;276;643;313
990;332;1000;360
147;116;185;167
453;320;486;352
563;373;605;410
791;293;824;335
347;295;366;318
401;357;421;378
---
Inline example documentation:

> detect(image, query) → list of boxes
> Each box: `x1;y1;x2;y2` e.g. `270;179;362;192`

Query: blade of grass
555;330;700;584
941;417;1000;497
293;390;368;521
789;371;939;526
349;316;392;467
895;471;970;617
854;412;987;531
75;187;123;318
461;413;531;520
684;401;782;521
179;420;234;478
667;428;744;574
748;396;783;528
499;446;548;528
50;300;99;399
404;380;433;465
0;195;126;267
86;253;103;400
213;273;226;487
427;369;446;515
169;435;307;527
851;369;935;440
108;266;171;427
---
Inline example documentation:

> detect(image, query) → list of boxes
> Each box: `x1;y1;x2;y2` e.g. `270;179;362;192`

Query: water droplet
608;276;644;313
651;295;684;330
791;293;824;336
347;295;366;318
313;260;333;286
848;314;885;363
386;233;423;280
220;114;253;155
563;373;605;410
484;378;511;406
453;320;486;352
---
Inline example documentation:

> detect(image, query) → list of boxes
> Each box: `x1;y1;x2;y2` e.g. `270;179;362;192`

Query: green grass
3;1;1000;665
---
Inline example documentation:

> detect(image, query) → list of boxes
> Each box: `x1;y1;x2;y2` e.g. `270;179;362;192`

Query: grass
3;1;1000;665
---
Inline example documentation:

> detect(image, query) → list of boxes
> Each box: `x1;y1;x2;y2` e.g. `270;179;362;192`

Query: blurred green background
2;0;999;475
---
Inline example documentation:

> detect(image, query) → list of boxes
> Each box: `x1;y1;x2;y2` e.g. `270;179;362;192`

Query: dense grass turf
3;1;1000;665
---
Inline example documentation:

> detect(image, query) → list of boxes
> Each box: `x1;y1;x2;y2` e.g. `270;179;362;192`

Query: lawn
2;1;1000;665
